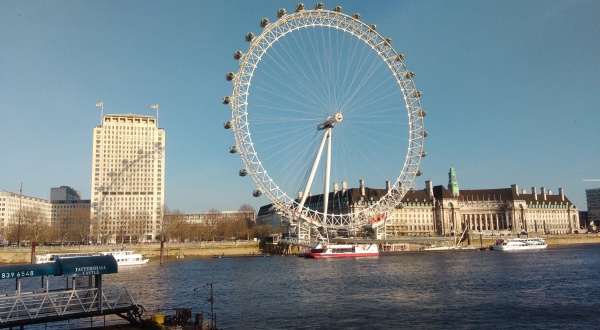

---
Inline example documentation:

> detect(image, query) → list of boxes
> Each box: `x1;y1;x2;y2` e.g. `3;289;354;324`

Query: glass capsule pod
225;72;234;81
229;145;238;154
239;169;248;176
277;8;286;18
295;3;304;12
260;18;269;28
223;121;233;129
253;190;262;197
233;50;243;60
222;96;231;104
245;32;255;42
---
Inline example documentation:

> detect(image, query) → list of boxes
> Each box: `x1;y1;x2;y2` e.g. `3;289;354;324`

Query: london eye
223;3;427;234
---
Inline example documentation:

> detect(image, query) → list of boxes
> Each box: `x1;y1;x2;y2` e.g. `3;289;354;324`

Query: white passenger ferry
492;237;547;251
98;251;149;266
304;243;379;258
36;250;149;266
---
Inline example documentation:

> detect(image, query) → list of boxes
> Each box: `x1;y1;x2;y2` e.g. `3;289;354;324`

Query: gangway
0;256;142;328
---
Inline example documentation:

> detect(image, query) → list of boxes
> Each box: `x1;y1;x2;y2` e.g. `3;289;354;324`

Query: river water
5;244;600;329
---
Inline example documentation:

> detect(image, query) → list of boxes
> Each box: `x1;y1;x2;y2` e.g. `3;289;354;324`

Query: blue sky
1;0;598;213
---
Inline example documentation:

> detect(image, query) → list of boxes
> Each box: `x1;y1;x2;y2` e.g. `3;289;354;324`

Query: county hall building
257;167;581;238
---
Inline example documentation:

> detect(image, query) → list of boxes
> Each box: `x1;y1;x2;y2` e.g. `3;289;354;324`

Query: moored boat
35;252;94;264
304;243;379;258
492;237;547;251
98;250;149;266
36;250;149;266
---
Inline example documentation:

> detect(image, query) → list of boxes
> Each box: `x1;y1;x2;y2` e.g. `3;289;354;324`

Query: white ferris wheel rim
228;7;425;229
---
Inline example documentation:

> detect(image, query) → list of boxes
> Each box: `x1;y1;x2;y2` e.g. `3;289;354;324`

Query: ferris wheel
223;3;427;231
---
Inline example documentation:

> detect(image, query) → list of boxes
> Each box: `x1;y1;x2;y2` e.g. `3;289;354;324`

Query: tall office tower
91;114;165;244
586;188;600;225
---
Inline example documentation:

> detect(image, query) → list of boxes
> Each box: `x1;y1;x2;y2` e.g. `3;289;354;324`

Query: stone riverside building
257;167;581;237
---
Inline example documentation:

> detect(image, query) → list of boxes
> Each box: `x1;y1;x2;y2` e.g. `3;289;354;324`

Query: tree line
2;204;281;246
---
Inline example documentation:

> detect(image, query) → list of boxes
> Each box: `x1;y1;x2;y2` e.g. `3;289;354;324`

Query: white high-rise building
91;114;165;244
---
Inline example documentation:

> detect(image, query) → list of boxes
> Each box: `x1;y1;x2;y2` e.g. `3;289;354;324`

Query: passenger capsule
395;54;405;61
222;96;231;104
229;146;238;154
370;24;377;31
233;50;243;60
295;3;305;12
333;6;342;12
277;8;286;18
422;131;429;138
239;169;248;176
419;110;427;118
260;18;269;28
414;90;422;98
225;72;235;81
253;190;262;197
245;32;255;42
353;13;361;19
405;71;415;79
223;120;233;129
421;151;427;157
416;170;422;176
385;38;392;44
314;2;324;10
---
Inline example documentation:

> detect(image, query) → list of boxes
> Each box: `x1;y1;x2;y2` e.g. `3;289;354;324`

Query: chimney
359;179;365;196
559;188;564;201
522;189;526;195
511;184;519;196
426;180;434;201
548;190;552;195
386;180;391;192
541;187;546;200
298;190;303;199
342;181;347;194
532;187;537;200
334;182;339;194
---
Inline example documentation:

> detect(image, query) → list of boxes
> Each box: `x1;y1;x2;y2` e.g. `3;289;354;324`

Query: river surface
4;244;600;329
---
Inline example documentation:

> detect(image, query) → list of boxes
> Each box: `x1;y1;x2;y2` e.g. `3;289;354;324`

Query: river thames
4;243;600;329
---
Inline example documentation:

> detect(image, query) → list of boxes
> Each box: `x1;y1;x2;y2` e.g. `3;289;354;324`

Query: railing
0;285;137;326
279;237;321;248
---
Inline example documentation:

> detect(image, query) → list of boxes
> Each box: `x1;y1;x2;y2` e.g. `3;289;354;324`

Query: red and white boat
304;243;379;258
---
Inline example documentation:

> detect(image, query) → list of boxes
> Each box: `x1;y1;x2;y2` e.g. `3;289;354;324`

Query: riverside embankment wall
0;241;260;264
2;235;600;264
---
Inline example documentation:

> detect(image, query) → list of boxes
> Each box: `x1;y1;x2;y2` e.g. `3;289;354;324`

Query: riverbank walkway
0;256;142;329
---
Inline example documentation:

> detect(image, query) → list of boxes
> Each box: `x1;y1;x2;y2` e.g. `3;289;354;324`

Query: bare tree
71;207;91;244
10;207;50;244
206;209;221;241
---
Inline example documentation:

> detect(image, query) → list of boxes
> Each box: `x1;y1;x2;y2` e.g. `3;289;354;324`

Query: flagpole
152;104;159;126
96;101;104;125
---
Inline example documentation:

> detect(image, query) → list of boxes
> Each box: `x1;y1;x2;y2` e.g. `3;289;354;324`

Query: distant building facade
50;186;81;201
0;190;51;240
258;167;581;238
90;114;165;244
0;187;91;243
586;188;600;227
173;210;256;226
